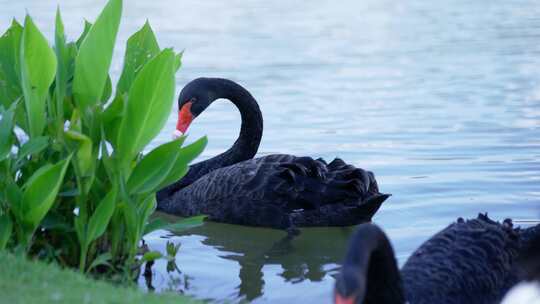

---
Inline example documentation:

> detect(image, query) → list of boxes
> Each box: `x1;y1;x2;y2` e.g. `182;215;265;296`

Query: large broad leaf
116;49;175;164
20;15;57;138
86;187;117;244
0;214;12;250
126;138;185;194
116;21;160;96
158;136;207;189
72;0;122;110
0;20;23;109
21;155;71;230
0;103;16;161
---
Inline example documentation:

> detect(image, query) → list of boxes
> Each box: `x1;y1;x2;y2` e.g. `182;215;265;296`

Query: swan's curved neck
181;79;263;186
212;79;263;166
337;224;405;304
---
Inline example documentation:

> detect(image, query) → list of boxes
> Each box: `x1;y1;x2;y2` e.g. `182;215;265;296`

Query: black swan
156;78;389;231
334;213;540;304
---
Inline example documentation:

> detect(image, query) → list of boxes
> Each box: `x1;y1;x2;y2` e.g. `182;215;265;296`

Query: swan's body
334;214;540;304
158;154;387;229
156;78;389;230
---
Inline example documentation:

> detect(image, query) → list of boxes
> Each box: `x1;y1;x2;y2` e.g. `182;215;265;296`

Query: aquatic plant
0;0;206;277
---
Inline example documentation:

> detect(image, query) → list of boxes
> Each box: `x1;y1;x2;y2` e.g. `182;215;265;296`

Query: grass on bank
0;251;199;304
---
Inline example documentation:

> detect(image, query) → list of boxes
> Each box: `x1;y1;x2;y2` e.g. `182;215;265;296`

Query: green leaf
174;51;183;72
0;103;16;161
122;201;138;242
0;20;23;109
75;20;92;48
72;0;122;110
116;49;176;163
54;8;72;123
138;194;156;232
99;133;114;178
20;15;57;138
116;21;160;96
0;214;12;250
5;182;22;221
166;241;181;257
16;136;49;162
141;250;162;262
143;218;169;235
167;215;206;232
21;155;71;230
177;136;207;164
127;138;185;194
102;95;124;146
143;215;206;235
87;252;112;272
65;130;93;175
158;136;207;189
86;187;117;243
101;75;112;103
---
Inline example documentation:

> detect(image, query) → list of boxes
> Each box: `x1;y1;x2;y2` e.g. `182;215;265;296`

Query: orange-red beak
176;102;194;134
335;294;355;304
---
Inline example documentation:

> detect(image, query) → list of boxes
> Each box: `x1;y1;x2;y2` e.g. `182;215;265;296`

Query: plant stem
79;243;87;272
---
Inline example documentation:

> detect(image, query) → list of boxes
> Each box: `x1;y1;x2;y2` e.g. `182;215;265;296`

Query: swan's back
158;154;388;229
401;214;522;304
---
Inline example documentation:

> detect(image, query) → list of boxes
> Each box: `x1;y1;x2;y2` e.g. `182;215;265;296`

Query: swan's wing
247;155;389;226
401;214;522;304
262;156;383;209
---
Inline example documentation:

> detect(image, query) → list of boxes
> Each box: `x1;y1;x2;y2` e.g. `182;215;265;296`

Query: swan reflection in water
140;213;354;302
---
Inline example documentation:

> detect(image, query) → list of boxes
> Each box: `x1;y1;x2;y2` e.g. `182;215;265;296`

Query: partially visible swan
157;78;389;231
334;214;540;304
501;228;540;304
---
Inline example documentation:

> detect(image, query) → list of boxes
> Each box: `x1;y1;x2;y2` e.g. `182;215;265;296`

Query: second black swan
334;213;540;304
156;78;389;230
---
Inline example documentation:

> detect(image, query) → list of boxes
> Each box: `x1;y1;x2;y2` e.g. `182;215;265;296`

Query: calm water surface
2;0;540;302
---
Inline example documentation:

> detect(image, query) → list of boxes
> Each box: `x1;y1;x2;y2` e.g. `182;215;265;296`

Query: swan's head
174;78;217;137
334;268;366;304
334;223;403;304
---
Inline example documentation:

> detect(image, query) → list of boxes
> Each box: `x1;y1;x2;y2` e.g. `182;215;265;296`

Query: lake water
2;0;540;303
